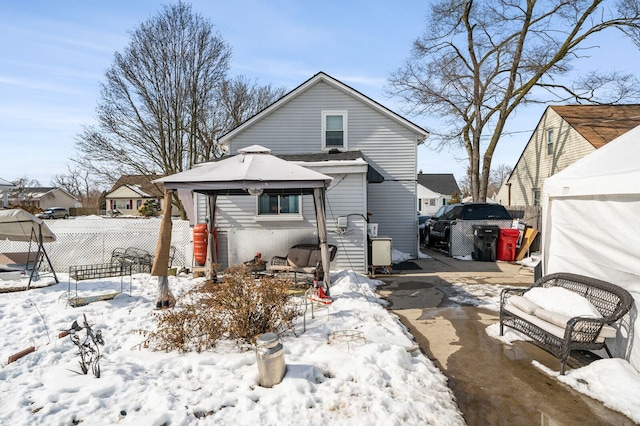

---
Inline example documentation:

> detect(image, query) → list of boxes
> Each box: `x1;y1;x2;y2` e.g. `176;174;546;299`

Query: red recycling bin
497;228;521;262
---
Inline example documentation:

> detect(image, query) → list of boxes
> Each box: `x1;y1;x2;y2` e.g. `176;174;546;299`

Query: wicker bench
269;244;337;282
500;273;633;374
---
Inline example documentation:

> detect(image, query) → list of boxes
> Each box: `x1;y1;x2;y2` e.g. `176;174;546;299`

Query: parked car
426;203;512;247
422;204;455;246
418;215;431;245
36;207;69;219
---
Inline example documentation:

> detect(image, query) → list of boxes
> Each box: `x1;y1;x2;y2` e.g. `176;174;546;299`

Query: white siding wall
227;80;420;260
194;171;368;272
509;109;596;205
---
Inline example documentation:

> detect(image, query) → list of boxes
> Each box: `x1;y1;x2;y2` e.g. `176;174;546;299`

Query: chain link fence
0;217;193;273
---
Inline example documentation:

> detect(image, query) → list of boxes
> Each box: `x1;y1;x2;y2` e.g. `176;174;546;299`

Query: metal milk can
255;332;286;387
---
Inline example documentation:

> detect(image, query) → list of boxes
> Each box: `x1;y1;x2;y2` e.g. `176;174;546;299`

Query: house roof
417;173;460;196
0;177;15;189
218;71;429;143
108;175;165;198
550;104;640;149
8;187;77;201
277;150;385;183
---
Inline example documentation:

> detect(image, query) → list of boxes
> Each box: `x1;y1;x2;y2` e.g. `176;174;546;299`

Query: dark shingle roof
277;150;384;183
417;173;460;196
551;105;640;149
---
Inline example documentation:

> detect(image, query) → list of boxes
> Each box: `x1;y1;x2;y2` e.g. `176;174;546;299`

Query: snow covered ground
1;255;639;424
0;270;464;425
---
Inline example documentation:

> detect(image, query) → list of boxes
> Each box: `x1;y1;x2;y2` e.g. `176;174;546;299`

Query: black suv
426;203;511;247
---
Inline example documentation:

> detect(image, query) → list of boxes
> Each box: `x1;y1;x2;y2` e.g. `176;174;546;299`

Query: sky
1;0;639;186
2;227;639;424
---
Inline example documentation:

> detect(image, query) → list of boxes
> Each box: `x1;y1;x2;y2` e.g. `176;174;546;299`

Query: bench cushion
504;303;614;343
287;248;312;268
307;250;322;268
509;295;540;315
523;287;602;319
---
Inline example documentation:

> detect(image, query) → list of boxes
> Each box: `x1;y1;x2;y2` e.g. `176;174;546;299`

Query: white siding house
504;105;640;206
196;72;428;272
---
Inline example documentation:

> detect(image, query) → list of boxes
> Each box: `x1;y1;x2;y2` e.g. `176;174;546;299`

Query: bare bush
136;265;297;353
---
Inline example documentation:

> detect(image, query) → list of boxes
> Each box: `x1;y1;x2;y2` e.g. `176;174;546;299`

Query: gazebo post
205;194;218;280
313;187;331;295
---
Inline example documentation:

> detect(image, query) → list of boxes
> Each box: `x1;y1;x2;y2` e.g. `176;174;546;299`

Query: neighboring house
106;175;166;216
416;173;460;215
197;72;428;272
0;177;15;208
501;104;640;206
8;187;81;210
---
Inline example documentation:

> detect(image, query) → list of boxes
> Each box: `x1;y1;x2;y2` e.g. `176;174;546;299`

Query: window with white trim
533;188;541;206
257;194;301;215
322;111;347;149
546;129;554;155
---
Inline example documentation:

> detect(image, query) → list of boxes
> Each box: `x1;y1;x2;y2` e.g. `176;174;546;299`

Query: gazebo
155;145;335;292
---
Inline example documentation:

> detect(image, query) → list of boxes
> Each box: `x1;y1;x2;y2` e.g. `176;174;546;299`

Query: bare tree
220;75;287;131
75;3;284;217
10;176;41;210
52;165;104;210
488;164;513;197
389;0;640;201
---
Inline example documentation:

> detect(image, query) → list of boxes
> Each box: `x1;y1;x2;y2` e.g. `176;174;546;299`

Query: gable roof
8;187;77;201
109;175;164;198
0;177;15;189
550;104;640;149
417;173;460;196
218;71;429;143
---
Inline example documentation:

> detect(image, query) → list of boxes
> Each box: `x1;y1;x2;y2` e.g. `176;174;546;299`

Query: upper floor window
322;111;347;149
546;129;554;155
257;194;300;216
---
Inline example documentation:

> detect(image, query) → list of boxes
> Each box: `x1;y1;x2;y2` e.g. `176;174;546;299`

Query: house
500;104;640;206
7;187;81;210
106;175;166;216
195;72;428;272
416;173;460;215
0;177;15;208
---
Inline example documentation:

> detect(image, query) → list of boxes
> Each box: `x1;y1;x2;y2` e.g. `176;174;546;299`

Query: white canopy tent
155;145;335;292
0;208;58;287
542;124;640;370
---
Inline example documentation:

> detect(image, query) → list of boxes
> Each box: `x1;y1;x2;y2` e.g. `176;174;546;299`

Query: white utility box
370;237;392;273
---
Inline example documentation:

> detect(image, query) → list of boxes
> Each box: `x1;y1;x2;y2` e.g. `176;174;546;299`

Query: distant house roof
8;187;77;201
109;175;165;198
0;177;15;189
417;173;460;196
218;71;429;144
550;104;640;149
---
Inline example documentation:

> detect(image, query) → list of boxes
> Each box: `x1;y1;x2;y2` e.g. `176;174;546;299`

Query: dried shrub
136;265;298;353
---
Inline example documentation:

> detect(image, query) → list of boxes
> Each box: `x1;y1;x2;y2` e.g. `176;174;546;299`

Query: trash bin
255;333;286;387
497;228;521;262
472;225;500;261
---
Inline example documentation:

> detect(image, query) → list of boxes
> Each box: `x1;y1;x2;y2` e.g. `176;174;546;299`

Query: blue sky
1;0;638;186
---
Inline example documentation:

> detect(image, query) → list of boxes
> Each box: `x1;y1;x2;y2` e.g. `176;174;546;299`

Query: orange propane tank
193;223;208;265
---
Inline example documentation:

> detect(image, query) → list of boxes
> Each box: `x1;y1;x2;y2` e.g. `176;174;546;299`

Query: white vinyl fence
0;216;193;273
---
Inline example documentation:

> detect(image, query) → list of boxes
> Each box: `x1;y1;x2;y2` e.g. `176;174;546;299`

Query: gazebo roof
155;145;333;195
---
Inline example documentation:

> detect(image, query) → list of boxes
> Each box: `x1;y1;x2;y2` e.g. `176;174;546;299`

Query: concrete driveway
377;248;634;426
